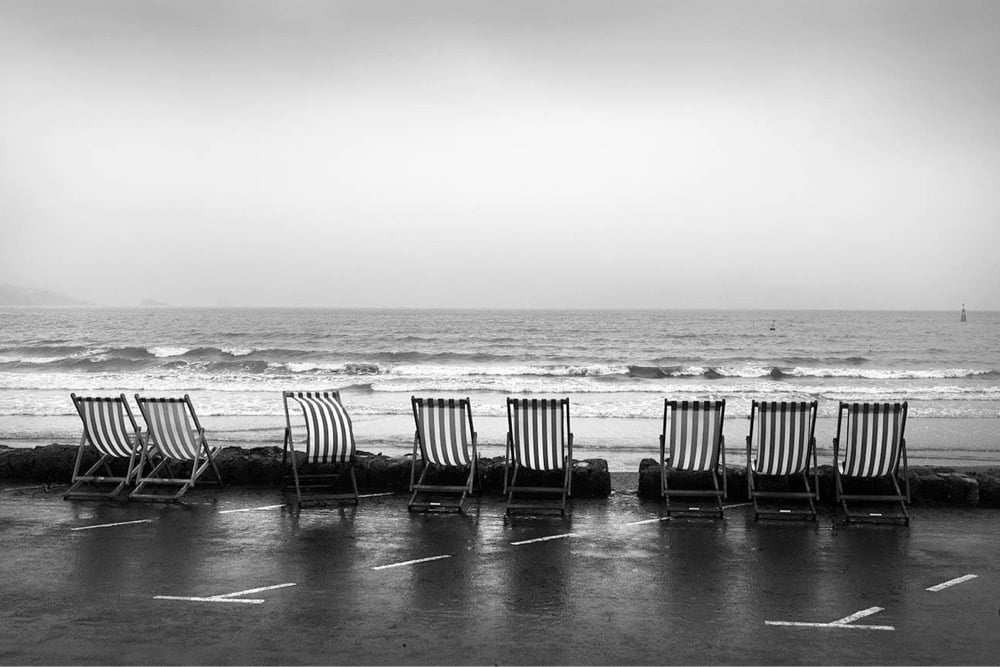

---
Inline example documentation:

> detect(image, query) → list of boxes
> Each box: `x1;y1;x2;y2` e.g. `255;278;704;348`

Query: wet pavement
1;484;998;665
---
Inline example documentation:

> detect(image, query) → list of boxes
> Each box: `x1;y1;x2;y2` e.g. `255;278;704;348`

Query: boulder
637;458;747;501
969;470;1000;508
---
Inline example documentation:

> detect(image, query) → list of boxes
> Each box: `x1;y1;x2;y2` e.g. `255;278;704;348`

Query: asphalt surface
1;483;998;665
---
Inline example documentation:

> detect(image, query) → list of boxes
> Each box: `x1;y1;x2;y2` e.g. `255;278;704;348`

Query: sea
1;307;997;470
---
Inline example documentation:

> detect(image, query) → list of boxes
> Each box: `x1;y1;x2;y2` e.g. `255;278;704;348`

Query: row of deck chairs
64;392;910;523
663;399;910;524
285;393;573;515
66;393;222;503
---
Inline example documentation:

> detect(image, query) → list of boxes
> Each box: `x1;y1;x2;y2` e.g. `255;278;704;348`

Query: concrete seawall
0;444;611;497
3;444;1000;507
636;458;1000;507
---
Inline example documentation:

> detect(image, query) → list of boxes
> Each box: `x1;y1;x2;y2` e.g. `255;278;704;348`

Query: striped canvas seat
660;400;727;517
64;393;143;500
504;398;573;515
408;397;479;511
746;400;819;520
833;401;910;524
508;398;568;472
282;390;359;507
131;394;223;502
287;391;356;464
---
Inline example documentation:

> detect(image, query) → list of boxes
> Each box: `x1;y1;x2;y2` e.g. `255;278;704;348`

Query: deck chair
130;394;223;502
408;397;480;512
833;401;910;524
282;390;359;508
746;400;819;520
64;393;143;500
504;397;573;515
660;399;727;518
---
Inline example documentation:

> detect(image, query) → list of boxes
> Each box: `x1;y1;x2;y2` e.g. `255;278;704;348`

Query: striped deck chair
64;393;144;500
746;400;819;520
282;390;359;508
660;399;727;518
833;401;910;524
504;397;573;515
130;394;223;502
409;397;480;512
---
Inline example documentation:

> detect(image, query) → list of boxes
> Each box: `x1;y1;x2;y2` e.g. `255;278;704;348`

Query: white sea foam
788;367;992;380
148;346;191;358
222;346;254;357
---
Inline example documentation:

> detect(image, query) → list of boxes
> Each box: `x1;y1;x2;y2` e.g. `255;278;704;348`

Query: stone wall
0;444;610;497
636;457;1000;508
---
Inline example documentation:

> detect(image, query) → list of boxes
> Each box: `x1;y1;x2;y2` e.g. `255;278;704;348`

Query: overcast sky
1;0;998;309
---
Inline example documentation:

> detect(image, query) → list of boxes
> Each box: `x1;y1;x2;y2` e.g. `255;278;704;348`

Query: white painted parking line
218;504;285;514
211;583;297;598
372;554;452;570
71;519;153;531
154;595;266;604
724;502;752;509
155;582;296;604
511;533;577;546
358;492;395;498
766;606;894;631
926;574;978;592
2;485;46;493
624;517;669;526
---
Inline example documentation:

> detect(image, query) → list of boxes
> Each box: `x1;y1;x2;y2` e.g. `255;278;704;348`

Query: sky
1;0;998;309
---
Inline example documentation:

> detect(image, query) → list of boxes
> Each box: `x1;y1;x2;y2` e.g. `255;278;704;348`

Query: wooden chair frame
282;390;359;508
833;401;910;525
64;393;144;500
746;400;819;520
130;394;223;502
660;399;727;518
408;397;480;512
503;397;573;516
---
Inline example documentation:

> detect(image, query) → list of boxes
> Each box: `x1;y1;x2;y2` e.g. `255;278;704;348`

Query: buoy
961;304;967;322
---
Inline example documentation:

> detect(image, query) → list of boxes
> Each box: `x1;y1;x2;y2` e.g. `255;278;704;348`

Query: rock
969;470;1000;508
638;458;747;501
910;470;979;506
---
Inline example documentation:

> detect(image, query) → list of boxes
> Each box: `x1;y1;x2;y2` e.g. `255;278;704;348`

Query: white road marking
830;607;884;625
154;595;266;604
724;502;752;509
358;492;395;498
211;583;297;598
624;517;669;526
155;582;296;604
764;620;895;630
71;519;153;531
511;533;577;546
372;554;452;570
926;574;978;592
218;504;285;514
766;607;894;631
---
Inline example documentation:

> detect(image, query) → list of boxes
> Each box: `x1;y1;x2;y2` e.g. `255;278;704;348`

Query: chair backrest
71;393;140;458
664;399;726;472
506;397;570;471
283;390;355;464
411;397;474;467
749;400;817;475
836;401;907;477
135;394;204;461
